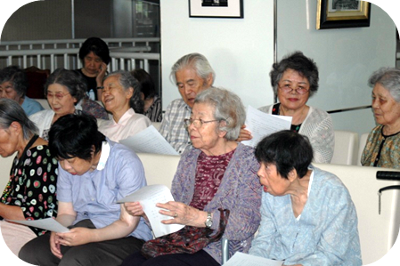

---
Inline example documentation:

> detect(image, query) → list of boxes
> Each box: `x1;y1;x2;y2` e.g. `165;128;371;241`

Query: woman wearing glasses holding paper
0;98;58;255
122;87;262;266
29;68;108;141
238;52;334;163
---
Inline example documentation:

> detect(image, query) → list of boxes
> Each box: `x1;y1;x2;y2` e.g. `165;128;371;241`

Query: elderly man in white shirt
159;53;215;154
98;70;150;142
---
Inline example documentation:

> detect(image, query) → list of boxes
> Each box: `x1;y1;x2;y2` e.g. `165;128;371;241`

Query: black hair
255;130;313;179
79;37;111;65
0;66;29;97
48;113;105;161
131;68;157;100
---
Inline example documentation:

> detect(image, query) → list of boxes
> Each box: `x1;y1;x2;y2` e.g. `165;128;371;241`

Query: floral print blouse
1;145;58;236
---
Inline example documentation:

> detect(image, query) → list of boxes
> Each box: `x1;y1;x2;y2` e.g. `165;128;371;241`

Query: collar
97;141;111;170
113;108;136;126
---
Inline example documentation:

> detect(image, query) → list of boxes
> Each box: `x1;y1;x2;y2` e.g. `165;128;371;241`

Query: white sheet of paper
7;218;70;233
117;184;184;238
119;125;179;155
242;105;292;147
223;252;283;266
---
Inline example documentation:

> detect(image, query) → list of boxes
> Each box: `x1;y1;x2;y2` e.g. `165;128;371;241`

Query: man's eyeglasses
46;92;70;100
184;118;222;128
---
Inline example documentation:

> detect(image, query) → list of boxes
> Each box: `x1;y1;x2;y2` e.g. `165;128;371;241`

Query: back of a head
48;113;105;161
79;37;111;65
0;66;29;97
255;130;313;178
170;53;215;85
0;98;38;140
45;68;86;102
131;69;156;99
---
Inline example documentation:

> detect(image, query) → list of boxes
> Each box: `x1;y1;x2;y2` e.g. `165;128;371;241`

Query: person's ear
126;87;134;99
205;73;213;88
287;168;297;183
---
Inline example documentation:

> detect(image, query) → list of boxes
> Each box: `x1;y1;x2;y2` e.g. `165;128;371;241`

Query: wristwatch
205;212;213;228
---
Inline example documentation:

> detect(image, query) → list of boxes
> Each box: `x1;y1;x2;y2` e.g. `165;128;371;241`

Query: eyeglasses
278;84;309;95
184;118;221;128
46;92;70;100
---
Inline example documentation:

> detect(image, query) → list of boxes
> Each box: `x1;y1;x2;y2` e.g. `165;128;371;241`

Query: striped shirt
159;98;192;154
144;95;162;122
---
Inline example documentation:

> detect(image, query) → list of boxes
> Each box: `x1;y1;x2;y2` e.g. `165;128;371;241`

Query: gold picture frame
317;0;371;30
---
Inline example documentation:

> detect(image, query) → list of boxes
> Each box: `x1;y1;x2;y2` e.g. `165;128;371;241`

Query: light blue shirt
56;139;152;241
21;96;44;116
249;166;362;266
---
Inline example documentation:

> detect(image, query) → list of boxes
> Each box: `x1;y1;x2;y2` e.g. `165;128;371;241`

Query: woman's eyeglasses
46;92;70;100
278;84;309;95
184;118;221;128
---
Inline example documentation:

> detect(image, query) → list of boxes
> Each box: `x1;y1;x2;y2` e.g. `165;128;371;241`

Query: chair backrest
357;133;369;166
24;66;50;99
330;130;359;165
151;122;161;131
0;154;16;191
136;153;180;189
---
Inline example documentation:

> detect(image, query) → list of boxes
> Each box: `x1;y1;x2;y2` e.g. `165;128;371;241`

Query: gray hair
170;53;215;85
270;51;319;97
0;98;38;140
194;87;245;141
368;67;400;103
106;70;144;113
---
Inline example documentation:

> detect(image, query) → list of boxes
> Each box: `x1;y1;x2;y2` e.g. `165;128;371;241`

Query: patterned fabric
361;125;400;169
171;143;262;264
159;98;192;154
190;149;234;210
259;104;335;163
78;97;109;120
144;95;162;122
249;166;362;266
141;209;230;259
1;145;58;236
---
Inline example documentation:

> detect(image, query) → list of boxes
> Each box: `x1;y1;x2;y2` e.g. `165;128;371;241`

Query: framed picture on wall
189;0;243;18
316;0;371;29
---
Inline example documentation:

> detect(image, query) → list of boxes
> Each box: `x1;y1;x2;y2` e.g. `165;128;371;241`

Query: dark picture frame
189;0;243;18
316;0;371;30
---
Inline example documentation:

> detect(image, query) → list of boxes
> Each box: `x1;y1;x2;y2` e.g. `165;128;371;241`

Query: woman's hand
236;125;252;142
96;62;108;85
157;201;207;227
55;227;93;247
124;202;149;221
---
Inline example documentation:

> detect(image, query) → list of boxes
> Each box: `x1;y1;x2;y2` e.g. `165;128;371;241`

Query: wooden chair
24;66;50;99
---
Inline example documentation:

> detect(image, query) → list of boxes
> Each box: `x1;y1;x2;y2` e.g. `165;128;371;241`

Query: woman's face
102;75;132;114
188;102;223;155
372;83;400;126
47;83;77;117
277;69;310;111
83;51;103;76
0;81;22;103
257;162;291;196
59;156;94;176
0;127;18;157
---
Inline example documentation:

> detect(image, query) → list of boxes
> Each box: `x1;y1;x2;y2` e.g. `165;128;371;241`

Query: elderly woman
361;67;400;169
29;68;108;141
98;70;151;142
75;37;110;101
249;130;361;265
121;87;262;266
0;98;58;255
239;51;334;163
19;113;152;266
0;65;44;115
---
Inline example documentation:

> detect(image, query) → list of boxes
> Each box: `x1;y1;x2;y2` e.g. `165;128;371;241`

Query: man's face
175;67;212;108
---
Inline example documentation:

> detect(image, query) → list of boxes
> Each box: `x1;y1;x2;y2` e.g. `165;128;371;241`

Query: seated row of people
0;86;361;265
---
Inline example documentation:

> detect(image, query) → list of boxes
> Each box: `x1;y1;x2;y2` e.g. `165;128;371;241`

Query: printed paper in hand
117;184;184;237
120;125;179;155
8;218;70;233
223;252;283;266
242;106;292;147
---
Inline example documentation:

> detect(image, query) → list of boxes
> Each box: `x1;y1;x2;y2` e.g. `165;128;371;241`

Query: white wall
161;1;397;138
276;0;396;136
160;0;275;111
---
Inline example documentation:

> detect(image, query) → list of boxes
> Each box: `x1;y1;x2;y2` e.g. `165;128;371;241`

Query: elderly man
159;53;215;154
